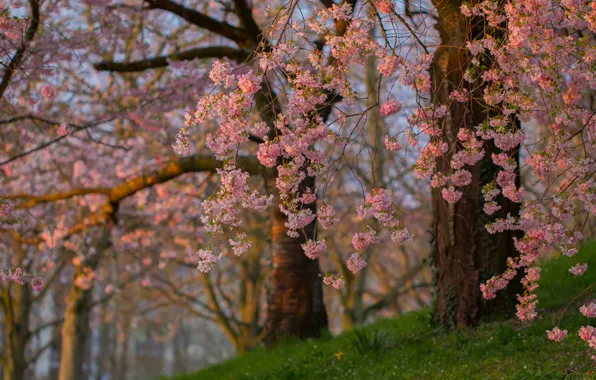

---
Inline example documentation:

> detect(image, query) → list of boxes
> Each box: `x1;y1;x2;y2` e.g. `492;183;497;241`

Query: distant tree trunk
2;283;31;380
59;228;109;380
114;312;131;380
2;240;33;380
430;0;521;329
237;266;264;353
264;175;328;345
58;267;93;380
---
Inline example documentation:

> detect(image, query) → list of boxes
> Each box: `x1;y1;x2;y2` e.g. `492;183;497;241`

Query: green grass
171;241;596;380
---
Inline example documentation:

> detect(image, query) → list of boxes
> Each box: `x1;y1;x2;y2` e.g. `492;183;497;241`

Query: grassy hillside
172;241;596;379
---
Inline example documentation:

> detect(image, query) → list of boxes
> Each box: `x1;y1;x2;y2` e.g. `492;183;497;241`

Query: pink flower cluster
229;233;252;256
196;249;222;273
384;135;402;151
301;239;327;260
323;275;345;290
346;253;368;274
380;99;402;116
546;327;568;342
580;303;596;318
352;227;380;251
376;0;394;14
569;263;588;276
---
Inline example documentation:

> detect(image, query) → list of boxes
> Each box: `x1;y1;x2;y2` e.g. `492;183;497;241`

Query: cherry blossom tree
1;0;595;371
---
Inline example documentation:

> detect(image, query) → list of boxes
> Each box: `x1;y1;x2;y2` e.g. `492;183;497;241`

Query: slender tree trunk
264;175;328;345
2;284;31;380
114;312;131;380
237;269;263;352
59;228;109;380
430;0;521;328
58;268;93;380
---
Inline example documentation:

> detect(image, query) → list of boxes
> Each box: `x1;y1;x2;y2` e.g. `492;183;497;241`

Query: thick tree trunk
264;176;328;345
430;0;520;329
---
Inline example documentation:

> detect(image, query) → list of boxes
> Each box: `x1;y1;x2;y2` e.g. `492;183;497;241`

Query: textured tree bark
264;175;328;345
430;0;521;329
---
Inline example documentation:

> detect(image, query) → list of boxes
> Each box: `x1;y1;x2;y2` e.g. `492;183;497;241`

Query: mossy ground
171;241;596;379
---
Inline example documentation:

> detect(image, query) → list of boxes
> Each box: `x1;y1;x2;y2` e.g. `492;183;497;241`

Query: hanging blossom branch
176;0;596;354
178;2;426;283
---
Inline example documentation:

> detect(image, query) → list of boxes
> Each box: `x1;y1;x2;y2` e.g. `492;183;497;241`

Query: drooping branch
94;46;249;73
0;0;40;98
143;0;250;45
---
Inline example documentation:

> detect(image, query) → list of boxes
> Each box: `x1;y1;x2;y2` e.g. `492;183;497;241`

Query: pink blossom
196;249;222;273
286;209;316;231
323;275;334;286
209;60;234;86
569;263;588;276
257;142;281;167
352;227;380;251
57;123;69;136
516;293;538;321
449;89;469;103
318;205;339;229
301;239;327;260
384;135;402;151
229;233;252;256
483;201;501;215
546;327;568;342
237;72;261;94
442;186;462;204
31;277;44;291
460;4;472;17
391;228;413;244
579;326;595;342
332;278;345;289
347;253;368;274
376;0;395;14
377;55;402;76
301;190;316;204
580;303;596;318
357;189;397;227
40;84;55;100
173;127;191;156
449;170;472;186
431;173;448;188
380;99;402;116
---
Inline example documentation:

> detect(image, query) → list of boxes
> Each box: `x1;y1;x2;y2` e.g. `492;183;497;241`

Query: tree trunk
58;268;93;380
2;283;31;380
59;228;109;380
264;176;328;345
430;0;521;329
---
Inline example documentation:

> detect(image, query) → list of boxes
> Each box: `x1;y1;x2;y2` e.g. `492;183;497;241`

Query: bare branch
94;46;249;73
144;0;250;45
0;0;41;98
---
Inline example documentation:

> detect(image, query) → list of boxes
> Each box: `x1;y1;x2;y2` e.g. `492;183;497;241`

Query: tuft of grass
351;328;394;355
169;241;596;380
